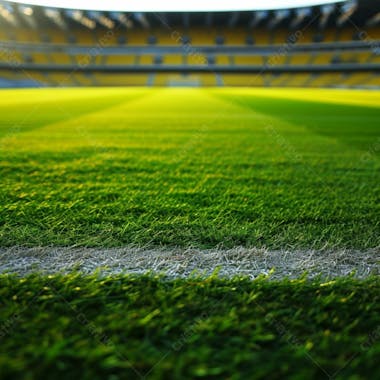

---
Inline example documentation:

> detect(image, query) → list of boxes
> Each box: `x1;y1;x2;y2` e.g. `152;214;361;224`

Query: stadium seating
0;1;379;88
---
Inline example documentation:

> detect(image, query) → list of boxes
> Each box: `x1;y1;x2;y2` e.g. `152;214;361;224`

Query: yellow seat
49;53;73;64
234;56;263;65
290;54;312;65
95;73;148;86
107;56;136;65
222;74;264;87
163;55;183;64
216;55;231;65
139;55;154;64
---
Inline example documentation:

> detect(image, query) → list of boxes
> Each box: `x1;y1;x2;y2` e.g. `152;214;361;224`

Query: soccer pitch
0;87;380;379
0;88;379;249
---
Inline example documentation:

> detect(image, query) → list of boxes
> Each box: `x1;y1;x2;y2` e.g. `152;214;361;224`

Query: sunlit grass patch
0;88;379;248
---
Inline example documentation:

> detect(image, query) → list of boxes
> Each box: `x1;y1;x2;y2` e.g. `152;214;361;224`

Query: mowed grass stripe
213;87;380;108
0;88;150;139
0;88;379;248
213;89;380;152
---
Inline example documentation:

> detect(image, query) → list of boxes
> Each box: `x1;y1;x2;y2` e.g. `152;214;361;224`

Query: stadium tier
0;0;379;87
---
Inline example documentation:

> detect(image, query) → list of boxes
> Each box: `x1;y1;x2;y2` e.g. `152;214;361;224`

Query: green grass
1;89;379;379
0;87;379;248
0;273;379;379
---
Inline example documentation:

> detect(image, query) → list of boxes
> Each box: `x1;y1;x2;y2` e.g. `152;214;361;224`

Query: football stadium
0;0;379;378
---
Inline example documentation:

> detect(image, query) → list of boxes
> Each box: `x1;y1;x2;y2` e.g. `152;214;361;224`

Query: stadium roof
8;0;346;12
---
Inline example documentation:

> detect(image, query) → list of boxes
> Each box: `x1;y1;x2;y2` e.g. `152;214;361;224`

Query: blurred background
0;0;379;88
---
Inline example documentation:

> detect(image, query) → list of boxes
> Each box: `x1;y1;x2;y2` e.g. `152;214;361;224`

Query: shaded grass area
214;89;380;152
0;273;379;379
0;88;379;248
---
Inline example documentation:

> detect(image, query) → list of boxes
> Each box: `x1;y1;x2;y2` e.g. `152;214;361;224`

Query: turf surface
0;88;379;248
0;273;379;379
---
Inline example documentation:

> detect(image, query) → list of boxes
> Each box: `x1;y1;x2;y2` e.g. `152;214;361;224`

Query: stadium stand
0;0;379;87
